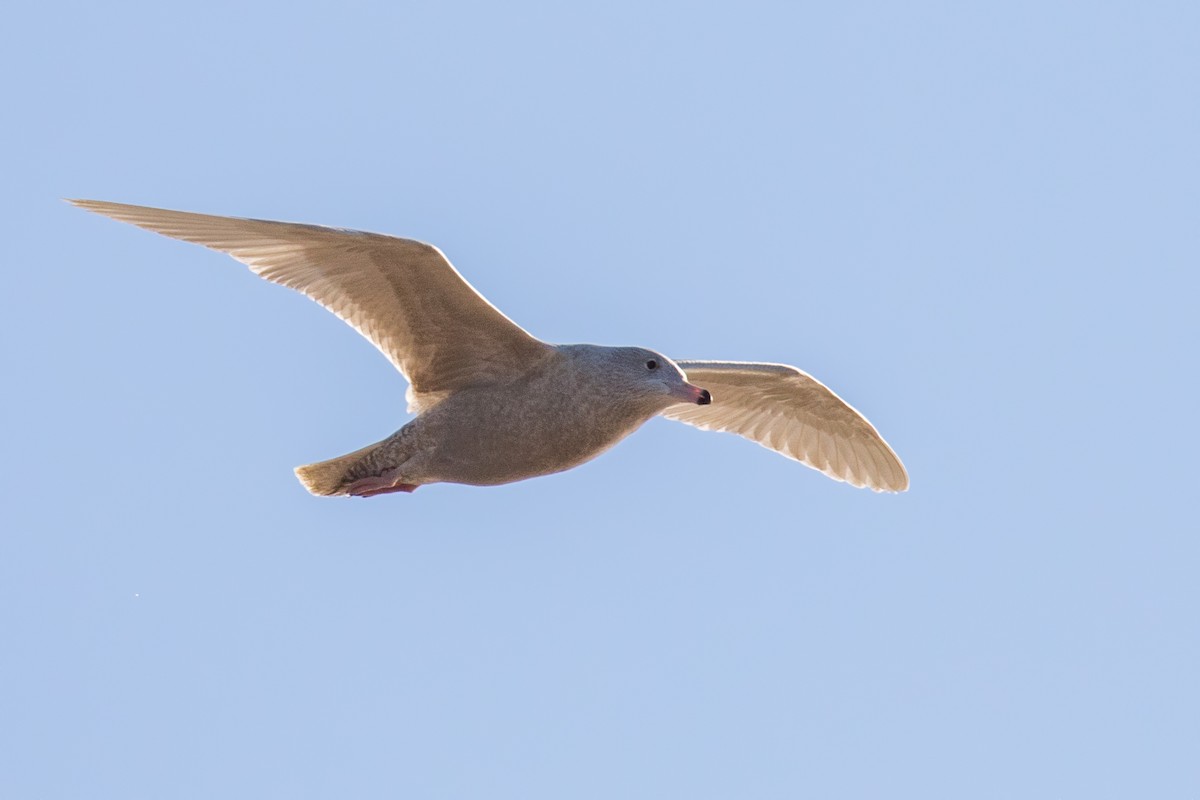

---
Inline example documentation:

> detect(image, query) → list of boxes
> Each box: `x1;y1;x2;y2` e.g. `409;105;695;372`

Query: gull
71;200;909;496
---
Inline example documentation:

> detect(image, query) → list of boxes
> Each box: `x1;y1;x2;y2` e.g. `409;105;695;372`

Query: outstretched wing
663;361;908;492
71;199;551;410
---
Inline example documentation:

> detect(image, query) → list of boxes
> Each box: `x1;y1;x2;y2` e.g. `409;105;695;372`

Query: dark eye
645;359;658;370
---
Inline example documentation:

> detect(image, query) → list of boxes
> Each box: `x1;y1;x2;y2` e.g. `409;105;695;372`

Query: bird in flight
71;200;908;497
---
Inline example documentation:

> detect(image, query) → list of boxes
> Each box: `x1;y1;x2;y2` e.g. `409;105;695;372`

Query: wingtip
879;469;909;494
888;467;910;493
66;198;104;211
857;460;908;493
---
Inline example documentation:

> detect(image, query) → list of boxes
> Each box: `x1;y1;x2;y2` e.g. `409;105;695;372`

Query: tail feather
294;439;389;497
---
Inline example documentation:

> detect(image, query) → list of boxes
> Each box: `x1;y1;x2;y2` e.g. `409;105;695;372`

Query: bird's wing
662;361;908;492
71;200;551;411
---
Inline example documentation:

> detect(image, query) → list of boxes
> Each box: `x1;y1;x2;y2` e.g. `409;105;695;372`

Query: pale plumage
664;362;907;492
69;199;548;414
71;199;908;496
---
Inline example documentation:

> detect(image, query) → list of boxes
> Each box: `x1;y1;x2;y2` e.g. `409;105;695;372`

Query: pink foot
346;471;420;498
354;483;419;498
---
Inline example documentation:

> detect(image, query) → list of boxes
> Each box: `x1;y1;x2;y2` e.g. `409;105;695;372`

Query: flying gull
71;200;908;496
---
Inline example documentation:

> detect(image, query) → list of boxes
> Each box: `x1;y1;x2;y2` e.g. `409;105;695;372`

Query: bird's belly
418;397;645;486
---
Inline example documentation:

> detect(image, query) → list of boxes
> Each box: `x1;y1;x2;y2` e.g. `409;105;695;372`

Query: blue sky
3;1;1197;797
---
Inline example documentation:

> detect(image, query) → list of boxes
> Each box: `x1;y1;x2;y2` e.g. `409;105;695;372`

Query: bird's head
579;346;711;411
